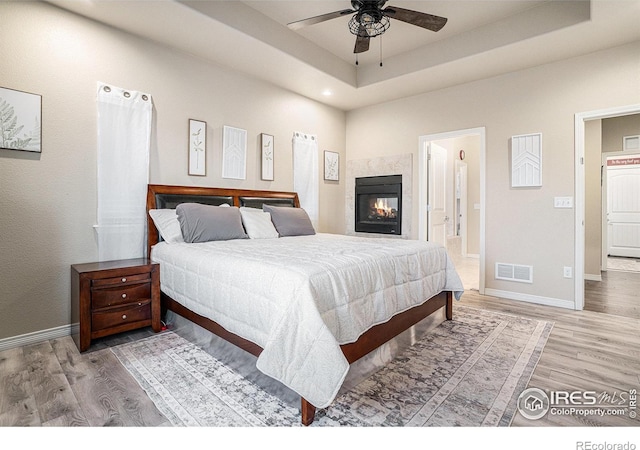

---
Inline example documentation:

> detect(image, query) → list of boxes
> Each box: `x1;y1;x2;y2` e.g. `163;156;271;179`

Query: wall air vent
495;263;533;283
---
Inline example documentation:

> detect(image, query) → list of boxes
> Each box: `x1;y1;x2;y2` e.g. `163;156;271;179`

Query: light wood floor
461;278;640;427
1;272;638;427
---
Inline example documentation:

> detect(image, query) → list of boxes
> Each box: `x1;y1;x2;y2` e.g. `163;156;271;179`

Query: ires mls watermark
517;387;637;420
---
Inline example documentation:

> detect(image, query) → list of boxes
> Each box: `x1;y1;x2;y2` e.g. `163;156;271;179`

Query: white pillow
149;209;184;243
239;207;279;239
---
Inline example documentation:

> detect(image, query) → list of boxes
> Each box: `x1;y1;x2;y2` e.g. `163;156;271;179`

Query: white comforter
151;233;464;408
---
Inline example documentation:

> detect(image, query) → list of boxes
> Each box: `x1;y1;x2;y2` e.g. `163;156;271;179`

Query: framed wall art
511;133;542;188
623;135;639;152
324;150;339;181
222;125;247;180
0;86;42;152
188;119;206;176
261;133;274;181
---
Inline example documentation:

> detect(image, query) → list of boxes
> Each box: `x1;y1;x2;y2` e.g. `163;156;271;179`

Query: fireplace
355;175;402;235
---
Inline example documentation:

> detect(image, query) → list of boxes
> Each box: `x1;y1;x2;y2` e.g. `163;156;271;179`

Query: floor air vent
495;263;533;283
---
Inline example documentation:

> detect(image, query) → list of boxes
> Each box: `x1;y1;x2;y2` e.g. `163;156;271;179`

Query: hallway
447;236;479;291
585;269;640;319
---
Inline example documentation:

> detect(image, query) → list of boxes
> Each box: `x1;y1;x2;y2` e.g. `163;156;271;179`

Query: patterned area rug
111;305;552;427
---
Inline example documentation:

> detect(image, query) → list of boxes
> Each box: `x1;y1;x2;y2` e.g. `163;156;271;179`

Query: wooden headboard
146;184;300;256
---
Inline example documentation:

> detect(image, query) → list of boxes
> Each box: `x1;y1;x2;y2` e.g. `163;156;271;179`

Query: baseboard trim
0;323;77;352
584;273;602;282
484;288;576;310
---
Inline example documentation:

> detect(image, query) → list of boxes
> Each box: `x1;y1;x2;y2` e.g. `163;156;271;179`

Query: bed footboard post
301;398;316;426
446;291;453;320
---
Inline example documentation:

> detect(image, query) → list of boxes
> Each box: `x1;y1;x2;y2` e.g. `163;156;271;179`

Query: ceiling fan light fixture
348;13;390;37
288;0;446;58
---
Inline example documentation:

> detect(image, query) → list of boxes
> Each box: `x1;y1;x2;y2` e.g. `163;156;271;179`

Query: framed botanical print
261;133;274;181
0;86;42;152
324;150;339;181
188;119;206;176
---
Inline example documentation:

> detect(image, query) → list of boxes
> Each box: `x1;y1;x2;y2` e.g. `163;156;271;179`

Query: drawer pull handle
121;278;127;283
122;314;127;320
122;293;127;299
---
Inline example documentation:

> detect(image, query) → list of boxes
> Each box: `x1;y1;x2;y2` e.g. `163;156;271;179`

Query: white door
428;143;448;247
607;158;640;258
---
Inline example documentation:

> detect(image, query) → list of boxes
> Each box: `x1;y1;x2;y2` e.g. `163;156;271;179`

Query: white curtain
96;82;152;261
292;131;319;228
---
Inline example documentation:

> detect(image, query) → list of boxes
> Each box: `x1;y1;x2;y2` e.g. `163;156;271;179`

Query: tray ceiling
47;1;640;110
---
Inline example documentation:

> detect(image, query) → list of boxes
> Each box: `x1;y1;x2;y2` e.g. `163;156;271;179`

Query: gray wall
0;2;346;341
2;1;639;342
346;41;640;307
584;119;603;278
602;114;640;152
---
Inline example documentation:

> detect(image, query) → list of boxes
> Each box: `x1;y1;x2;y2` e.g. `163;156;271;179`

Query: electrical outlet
563;266;573;278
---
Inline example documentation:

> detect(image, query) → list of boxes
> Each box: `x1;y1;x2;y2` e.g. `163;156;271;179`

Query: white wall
346;41;640;307
0;2;346;341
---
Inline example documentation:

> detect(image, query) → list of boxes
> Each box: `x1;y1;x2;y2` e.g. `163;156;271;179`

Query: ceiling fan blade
383;6;447;32
288;9;355;30
354;31;370;54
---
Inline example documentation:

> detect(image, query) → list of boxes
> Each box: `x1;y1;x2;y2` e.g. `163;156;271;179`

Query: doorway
603;153;640;272
427;142;448;248
575;104;640;310
455;160;469;256
418;127;486;294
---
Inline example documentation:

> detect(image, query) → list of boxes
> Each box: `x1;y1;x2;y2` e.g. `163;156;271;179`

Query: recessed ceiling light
322;89;333;96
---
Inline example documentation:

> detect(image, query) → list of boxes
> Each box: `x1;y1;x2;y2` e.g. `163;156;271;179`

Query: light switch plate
554;197;573;208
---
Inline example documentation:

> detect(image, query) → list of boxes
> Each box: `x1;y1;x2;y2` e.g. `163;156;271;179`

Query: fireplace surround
355;175;402;235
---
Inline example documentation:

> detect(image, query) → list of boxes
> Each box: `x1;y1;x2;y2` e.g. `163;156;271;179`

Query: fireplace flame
374;198;396;218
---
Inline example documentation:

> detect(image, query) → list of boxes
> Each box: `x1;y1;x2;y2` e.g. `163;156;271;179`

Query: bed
146;184;464;425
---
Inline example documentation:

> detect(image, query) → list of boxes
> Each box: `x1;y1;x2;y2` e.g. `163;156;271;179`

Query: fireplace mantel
345;154;413;239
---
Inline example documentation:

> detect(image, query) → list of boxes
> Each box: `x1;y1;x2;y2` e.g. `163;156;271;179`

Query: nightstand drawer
92;282;151;309
71;259;160;352
92;301;152;332
92;273;151;288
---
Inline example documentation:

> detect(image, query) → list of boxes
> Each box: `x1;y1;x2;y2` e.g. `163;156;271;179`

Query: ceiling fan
288;0;448;55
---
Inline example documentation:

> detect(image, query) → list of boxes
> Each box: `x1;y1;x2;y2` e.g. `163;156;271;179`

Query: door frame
574;103;640;310
419;127;486;294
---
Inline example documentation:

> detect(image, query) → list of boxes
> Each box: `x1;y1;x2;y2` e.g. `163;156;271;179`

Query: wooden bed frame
146;184;453;425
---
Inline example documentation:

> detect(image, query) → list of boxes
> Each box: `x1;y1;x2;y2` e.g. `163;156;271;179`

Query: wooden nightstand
71;258;161;352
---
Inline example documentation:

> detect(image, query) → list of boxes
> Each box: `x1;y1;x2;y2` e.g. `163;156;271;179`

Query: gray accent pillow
263;204;316;237
176;203;248;243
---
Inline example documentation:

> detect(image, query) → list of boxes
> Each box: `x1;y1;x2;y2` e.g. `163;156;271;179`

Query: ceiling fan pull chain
356;54;359;66
380;35;383;67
